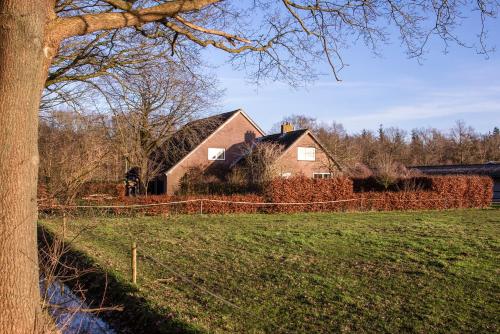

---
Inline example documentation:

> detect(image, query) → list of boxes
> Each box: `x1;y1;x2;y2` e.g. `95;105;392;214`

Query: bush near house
352;176;433;192
177;166;264;195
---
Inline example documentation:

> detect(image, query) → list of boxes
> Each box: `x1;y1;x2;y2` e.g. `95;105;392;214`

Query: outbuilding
412;163;500;203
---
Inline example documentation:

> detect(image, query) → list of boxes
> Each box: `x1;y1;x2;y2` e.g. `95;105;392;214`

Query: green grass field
40;209;500;333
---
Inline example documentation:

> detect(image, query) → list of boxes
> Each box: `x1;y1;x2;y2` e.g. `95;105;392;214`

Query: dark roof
229;129;308;169
257;129;308;150
160;110;240;172
411;163;500;178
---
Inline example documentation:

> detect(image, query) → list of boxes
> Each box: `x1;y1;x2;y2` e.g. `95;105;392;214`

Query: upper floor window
313;172;332;179
208;148;225;160
297;147;315;161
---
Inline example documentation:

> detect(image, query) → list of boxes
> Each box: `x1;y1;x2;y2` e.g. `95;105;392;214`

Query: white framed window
208;148;225;160
281;172;292;178
297;147;316;161
313;172;332;179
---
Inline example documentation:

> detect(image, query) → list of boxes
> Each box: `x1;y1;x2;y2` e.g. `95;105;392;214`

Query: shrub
263;176;354;213
352;177;433;192
345;163;373;178
178;166;238;195
372;159;412;189
38;180;123;205
175;195;264;214
178;165;262;195
237;142;283;188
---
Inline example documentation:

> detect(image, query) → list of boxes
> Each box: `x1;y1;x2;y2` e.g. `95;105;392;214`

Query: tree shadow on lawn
37;226;203;334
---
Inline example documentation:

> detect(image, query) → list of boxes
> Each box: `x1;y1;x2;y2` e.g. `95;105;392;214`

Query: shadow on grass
38;226;203;334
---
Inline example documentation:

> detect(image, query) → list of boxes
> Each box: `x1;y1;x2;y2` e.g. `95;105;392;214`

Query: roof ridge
260;128;308;138
182;109;241;125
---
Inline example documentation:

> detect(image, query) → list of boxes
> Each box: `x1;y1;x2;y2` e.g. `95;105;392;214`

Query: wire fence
38;196;473;218
41;197;458;208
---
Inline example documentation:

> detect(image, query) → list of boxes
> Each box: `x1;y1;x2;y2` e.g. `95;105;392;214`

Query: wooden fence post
62;212;67;239
131;241;137;284
200;199;203;215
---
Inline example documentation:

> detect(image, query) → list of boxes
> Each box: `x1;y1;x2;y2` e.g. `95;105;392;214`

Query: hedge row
40;175;492;215
262;175;492;213
105;194;264;215
356;176;492;211
261;176;354;213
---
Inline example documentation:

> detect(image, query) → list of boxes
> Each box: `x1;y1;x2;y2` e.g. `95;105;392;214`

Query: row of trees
40;108;499;202
274;115;500;171
39;61;220;202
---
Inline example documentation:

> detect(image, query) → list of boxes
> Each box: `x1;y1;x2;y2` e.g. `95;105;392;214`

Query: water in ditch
41;278;116;334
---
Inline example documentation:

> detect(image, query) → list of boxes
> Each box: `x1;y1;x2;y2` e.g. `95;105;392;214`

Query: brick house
144;109;340;195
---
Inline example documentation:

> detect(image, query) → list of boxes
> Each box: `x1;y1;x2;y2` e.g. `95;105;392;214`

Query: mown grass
40;209;500;333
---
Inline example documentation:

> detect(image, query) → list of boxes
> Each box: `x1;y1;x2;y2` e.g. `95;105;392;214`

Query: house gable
164;110;265;194
279;131;341;168
274;130;341;178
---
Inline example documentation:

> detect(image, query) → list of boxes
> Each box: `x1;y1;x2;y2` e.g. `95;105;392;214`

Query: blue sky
203;14;500;135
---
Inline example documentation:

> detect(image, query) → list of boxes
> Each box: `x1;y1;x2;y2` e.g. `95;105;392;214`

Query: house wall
275;133;338;178
165;112;263;194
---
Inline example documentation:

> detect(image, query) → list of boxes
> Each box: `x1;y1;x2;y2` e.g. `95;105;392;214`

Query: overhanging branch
47;0;221;42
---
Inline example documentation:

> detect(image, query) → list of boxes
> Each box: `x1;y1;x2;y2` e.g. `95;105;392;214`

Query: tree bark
0;1;55;332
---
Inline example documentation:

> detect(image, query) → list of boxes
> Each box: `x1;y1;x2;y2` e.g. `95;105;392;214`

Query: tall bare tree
109;61;220;195
39;111;116;203
239;141;284;188
274;114;499;168
0;0;498;331
450;120;477;164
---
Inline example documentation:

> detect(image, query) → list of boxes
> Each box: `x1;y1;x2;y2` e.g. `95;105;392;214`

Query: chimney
281;122;294;134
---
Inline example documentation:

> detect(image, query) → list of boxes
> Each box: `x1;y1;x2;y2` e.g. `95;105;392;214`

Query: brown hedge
263;175;492;213
40;175;492;215
107;194;264;215
174;195;263;214
262;176;354;213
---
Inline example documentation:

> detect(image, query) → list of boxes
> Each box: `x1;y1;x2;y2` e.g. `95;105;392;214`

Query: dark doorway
147;177;165;195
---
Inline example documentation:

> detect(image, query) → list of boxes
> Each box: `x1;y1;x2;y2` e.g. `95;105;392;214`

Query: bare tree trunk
0;1;54;332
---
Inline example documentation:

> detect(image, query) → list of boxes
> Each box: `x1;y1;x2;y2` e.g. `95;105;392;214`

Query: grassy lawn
40;209;500;333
